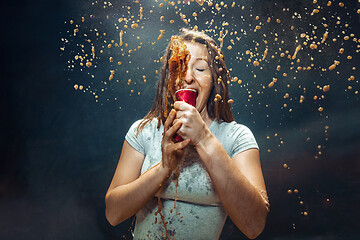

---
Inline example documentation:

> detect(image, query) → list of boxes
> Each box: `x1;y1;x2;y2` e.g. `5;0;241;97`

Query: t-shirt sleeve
125;119;146;155
230;123;259;158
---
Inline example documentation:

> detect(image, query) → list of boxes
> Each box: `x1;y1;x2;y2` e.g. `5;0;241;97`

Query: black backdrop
1;0;359;239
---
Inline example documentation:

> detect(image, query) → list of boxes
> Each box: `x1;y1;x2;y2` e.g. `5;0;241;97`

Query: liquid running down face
166;36;191;106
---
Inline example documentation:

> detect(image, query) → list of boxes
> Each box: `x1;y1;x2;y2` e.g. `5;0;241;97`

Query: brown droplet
157;29;165;40
292;45;301;59
329;64;337;70
310;43;318;49
321;31;328;43
323;85;330;92
131;23;138;29
119;30;124;46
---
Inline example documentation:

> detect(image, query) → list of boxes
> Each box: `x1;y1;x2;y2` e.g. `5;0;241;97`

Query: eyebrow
195;57;207;61
193;58;209;65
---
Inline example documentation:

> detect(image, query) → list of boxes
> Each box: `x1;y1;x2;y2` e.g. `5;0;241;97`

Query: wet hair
137;28;234;133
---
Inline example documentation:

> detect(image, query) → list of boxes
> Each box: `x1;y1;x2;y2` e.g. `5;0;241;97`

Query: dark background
1;0;359;239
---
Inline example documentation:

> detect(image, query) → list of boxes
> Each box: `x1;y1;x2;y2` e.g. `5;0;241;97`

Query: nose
184;68;194;85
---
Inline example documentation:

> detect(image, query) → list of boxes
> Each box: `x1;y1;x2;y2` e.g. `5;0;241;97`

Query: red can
174;89;197;142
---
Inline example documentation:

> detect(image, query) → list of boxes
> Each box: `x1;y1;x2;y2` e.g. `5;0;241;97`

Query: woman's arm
105;140;169;226
195;132;268;239
105;110;190;226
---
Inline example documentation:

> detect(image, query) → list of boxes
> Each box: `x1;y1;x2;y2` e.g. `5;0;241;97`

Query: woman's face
182;41;213;115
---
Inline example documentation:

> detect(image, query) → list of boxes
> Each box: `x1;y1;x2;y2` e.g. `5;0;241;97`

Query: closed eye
196;68;205;72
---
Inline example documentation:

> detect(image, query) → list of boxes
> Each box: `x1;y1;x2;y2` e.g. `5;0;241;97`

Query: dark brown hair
137;28;234;133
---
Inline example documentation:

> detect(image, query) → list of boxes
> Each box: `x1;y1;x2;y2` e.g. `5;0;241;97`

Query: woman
105;29;269;239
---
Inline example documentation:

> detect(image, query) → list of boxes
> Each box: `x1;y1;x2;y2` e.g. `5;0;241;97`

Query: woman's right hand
161;109;191;174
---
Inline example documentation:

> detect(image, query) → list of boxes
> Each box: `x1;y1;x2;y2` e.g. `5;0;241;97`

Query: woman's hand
161;109;191;174
173;101;210;145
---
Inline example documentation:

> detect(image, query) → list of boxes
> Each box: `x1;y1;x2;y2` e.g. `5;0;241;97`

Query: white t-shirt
125;118;259;239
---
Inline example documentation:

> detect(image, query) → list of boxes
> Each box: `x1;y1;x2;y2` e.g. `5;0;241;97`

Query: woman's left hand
173;101;210;145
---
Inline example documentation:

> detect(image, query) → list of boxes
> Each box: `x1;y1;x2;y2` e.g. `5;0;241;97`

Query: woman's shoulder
213;120;252;134
128;118;161;134
212;120;257;143
213;120;258;157
125;118;161;154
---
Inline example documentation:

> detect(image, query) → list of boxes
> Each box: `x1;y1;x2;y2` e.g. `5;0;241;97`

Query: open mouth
175;89;197;94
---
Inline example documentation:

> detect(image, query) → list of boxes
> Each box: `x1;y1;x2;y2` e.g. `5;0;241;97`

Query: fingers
173;138;190;151
174;101;191;111
172;118;180;126
164;109;176;132
165;121;182;140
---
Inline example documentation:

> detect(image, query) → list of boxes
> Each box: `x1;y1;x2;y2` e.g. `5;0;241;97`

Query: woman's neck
199;107;213;127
